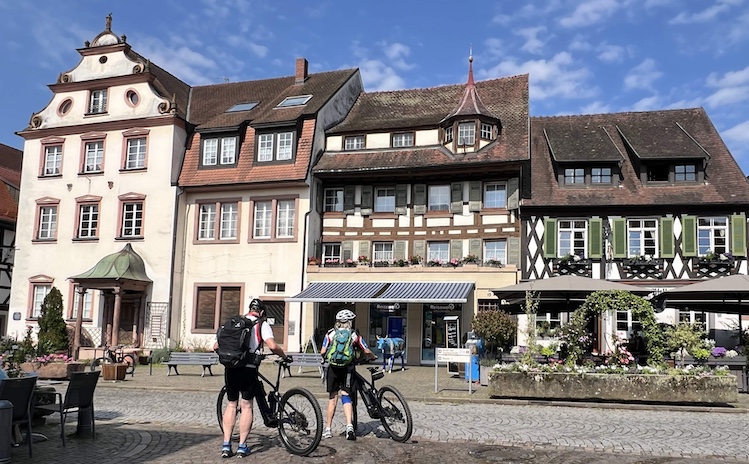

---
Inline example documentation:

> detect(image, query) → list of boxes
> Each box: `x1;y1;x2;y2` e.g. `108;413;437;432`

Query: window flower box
695;254;736;278
555;257;591;277
623;256;663;279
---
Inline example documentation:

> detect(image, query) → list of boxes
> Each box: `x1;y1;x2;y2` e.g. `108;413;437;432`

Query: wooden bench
165;352;219;377
282;353;324;379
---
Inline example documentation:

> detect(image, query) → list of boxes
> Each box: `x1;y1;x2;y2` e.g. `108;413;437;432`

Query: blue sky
1;0;748;173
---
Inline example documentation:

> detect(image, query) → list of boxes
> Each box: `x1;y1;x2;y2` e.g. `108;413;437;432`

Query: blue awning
286;281;474;303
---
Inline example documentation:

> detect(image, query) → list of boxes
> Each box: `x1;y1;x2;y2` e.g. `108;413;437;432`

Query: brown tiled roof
316;74;529;175
526;108;749;208
179;69;358;188
188;69;358;130
544;125;623;163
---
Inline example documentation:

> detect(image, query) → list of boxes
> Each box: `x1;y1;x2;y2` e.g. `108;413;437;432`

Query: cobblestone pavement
7;363;749;463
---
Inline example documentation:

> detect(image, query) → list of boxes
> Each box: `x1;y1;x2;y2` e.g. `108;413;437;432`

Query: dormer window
257;130;295;162
392;132;414;148
88;89;107;114
675;164;696;181
564;168;584;185
344;135;364;150
561;165;616;186
591;167;612;184
458;122;475;146
276;95;312;108
647;163;669;182
202;136;238;167
481;123;493;140
445;127;453;143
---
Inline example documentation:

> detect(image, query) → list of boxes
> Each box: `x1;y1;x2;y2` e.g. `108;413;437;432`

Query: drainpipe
166;186;184;350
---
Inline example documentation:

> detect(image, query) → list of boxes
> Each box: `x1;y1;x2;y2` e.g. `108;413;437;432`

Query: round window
126;90;139;106
58;98;73;116
99;56;108;64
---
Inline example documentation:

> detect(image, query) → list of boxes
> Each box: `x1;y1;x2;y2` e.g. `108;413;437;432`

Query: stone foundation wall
488;372;739;403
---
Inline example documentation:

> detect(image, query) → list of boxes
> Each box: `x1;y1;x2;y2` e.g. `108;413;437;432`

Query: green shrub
37;287;69;356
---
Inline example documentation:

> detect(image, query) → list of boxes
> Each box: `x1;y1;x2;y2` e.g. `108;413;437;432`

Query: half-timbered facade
0;143;21;335
521;109;749;349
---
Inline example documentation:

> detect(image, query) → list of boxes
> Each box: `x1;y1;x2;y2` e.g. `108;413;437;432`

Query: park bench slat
282;353;324;379
164;352;219;377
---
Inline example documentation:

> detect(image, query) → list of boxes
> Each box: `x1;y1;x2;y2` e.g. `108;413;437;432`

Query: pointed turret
441;50;498;122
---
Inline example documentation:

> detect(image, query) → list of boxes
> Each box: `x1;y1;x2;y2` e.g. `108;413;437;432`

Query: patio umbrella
491;275;653;312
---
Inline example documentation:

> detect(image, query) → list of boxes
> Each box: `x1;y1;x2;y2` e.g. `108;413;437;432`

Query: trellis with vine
562;290;665;366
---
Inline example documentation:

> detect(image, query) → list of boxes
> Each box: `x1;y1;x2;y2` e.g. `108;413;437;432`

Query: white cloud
134;38;218;85
483;38;505;60
516;26;547;55
669;0;740;24
381;42;415;71
706;66;749;87
358;59;406;91
580;101;612;115
724;119;749;143
624;58;663;91
630;95;662;111
597;44;626;63
482;52;596;100
704;86;749;107
559;0;620;28
569;35;593;52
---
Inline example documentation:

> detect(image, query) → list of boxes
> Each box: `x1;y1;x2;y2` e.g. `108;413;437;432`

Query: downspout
166;186;183;349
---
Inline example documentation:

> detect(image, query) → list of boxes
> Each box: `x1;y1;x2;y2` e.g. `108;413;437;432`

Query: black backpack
217;316;260;368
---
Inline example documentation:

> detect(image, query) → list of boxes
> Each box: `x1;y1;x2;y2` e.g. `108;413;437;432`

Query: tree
37;287;69;355
471;309;517;356
665;322;705;366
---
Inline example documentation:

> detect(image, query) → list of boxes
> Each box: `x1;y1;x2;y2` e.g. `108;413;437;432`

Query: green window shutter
469;238;481;257
450;182;463;214
412;240;426;260
588;218;602;259
360;185;373;215
342;241;353;261
507;237;520;267
413;184;427;215
660;217;674;258
394;240;407;260
343;185;355;214
468;181;482;212
612;218;627;258
507;177;519;210
358;240;370;260
543;218;557;258
450;239;463;260
681;215;697;257
395;184;408;215
731;214;747;257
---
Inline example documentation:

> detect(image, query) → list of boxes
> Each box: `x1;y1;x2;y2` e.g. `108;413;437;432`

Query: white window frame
38;206;57;239
564;168;584;185
78;204;99;238
428;242;449;262
324;188;343;212
373;242;394;262
121;202;143;237
322;243;342;262
445;126;453;143
536;311;562;330
202;136;237;166
32;284;52;318
698;217;728;255
484;182;507;208
44;145;62;176
72;288;93;320
591;167;612;184
374;187;396;213
344;135;364;150
220;203;238;239
483;239;507;263
616;310;642;337
276;200;295;238
253;201;272;239
89;89;107;114
198;203;216;240
428;185;450;211
458;122;475;146
678;309;707;328
126;137;147;169
258;132;294;162
198;201;238;241
84;141;104;173
480;123;492;140
558;219;587;258
628;218;658;257
392;133;414;148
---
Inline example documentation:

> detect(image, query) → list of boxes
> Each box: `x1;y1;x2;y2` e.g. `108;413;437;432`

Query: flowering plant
603;337;635;367
307;256;321;265
357;255;370;264
324;258;340;266
34;353;72;365
558;253;582;264
408;255;422;265
462;254;479;263
426;259;443;267
449;258;461;267
726;349;739;358
484;259;503;267
711;346;727;358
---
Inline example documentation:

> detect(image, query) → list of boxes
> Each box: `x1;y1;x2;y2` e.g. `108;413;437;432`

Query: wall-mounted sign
426;303;456;311
12;312;21;321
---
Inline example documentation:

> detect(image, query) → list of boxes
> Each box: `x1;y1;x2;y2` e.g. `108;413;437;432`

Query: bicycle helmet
248;298;266;316
335;309;356;322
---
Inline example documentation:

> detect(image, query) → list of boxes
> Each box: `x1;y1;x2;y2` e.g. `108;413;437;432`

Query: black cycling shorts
326;365;354;396
224;366;260;402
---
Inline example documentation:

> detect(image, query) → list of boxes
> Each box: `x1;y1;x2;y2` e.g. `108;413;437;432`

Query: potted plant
307;256;321;266
357;255;370;266
409;255;422;265
463;254;479;266
483;259;503;268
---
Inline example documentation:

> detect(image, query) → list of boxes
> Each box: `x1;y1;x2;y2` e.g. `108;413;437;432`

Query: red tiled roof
525;108;749;208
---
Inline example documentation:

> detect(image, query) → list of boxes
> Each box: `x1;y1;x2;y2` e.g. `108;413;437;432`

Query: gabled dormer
617;121;708;185
544;124;623;187
439;53;501;154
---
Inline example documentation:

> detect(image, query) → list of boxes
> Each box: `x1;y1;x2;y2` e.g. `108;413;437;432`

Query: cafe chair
35;371;100;446
0;375;38;457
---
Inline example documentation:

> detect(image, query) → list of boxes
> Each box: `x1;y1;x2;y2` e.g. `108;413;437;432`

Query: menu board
444;316;461;374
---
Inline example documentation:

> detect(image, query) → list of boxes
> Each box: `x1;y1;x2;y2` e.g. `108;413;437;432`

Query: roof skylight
226;102;259;112
276;95;312;108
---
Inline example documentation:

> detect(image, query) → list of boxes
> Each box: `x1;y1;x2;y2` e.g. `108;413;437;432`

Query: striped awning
376;282;474;303
286;281;474;303
285;282;388;302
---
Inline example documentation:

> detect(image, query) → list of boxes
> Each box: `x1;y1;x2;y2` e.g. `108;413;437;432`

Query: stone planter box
488;371;739;404
21;361;86;379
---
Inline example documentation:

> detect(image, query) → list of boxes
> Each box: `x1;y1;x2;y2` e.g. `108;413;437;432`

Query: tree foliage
665;322;706;365
471;309;517;355
37;287;69;355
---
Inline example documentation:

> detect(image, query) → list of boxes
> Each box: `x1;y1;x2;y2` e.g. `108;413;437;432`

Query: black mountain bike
328;361;413;442
89;345;136;376
217;355;323;456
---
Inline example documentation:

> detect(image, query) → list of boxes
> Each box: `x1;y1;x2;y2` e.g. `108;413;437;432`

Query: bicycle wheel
216;386;241;441
122;353;136;375
89;357;111;373
277;387;322;456
377;385;412;442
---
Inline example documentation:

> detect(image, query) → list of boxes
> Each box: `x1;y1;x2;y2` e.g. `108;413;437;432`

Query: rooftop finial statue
105;13;112;31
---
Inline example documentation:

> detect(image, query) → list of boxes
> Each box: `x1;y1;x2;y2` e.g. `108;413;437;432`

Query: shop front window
421;303;462;363
368;303;408;362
